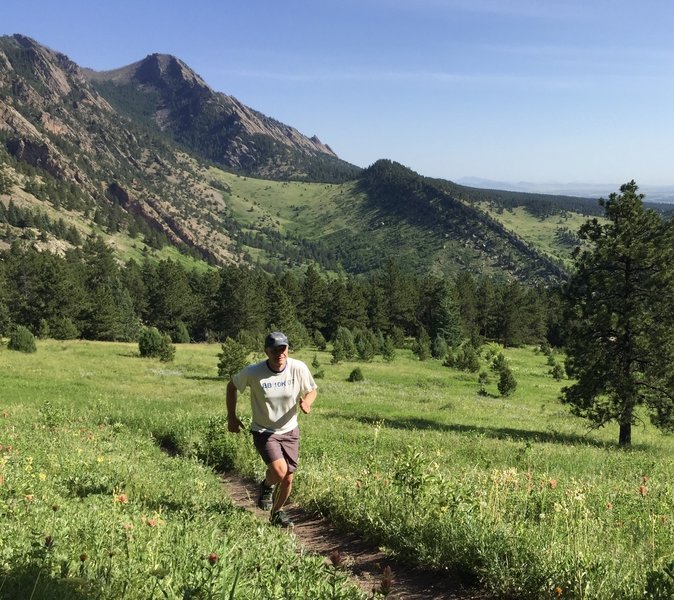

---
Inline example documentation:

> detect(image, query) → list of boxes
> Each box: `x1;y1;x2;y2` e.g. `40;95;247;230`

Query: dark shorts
252;427;300;473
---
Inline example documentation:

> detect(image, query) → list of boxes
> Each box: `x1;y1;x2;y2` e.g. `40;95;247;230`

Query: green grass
480;204;593;269
2;340;674;599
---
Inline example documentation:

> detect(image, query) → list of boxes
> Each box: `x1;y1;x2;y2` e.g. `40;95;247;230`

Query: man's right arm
226;381;244;433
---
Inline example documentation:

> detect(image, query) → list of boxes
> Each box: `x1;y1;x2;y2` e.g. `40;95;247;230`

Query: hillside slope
0;33;608;282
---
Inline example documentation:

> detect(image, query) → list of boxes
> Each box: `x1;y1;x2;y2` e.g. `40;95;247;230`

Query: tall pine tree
562;181;674;446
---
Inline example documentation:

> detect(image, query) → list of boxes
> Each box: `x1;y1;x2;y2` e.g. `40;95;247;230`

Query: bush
313;329;327;351
347;367;364;382
158;334;175;362
138;327;175;362
549;363;565;380
478;370;490;395
8;326;37;353
432;334;449;360
331;327;356;364
497;365;518;396
50;316;79;340
217;337;250;380
382;335;396;362
455;344;481;372
171;321;190;344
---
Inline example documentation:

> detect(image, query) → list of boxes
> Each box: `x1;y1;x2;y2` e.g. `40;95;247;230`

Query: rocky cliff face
0;34;358;265
83;52;356;180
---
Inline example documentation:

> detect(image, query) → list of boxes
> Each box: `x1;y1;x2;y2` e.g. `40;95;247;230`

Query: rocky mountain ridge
0;33;594;281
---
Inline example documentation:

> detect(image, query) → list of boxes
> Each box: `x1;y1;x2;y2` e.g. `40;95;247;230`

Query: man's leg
265;458;293;512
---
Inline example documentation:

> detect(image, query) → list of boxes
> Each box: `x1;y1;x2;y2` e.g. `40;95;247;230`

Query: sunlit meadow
2;339;674;599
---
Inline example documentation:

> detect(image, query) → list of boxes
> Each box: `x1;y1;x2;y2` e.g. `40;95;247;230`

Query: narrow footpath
220;474;494;599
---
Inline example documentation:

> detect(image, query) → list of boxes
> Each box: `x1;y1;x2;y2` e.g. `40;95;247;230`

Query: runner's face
265;345;288;370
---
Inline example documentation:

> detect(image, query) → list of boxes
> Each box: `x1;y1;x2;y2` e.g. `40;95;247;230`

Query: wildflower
207;552;218;566
114;494;128;504
642;475;649;483
554;586;563;597
639;485;648;497
38;472;47;481
122;523;134;531
548;479;558;489
146;518;158;527
24;494;34;502
380;566;394;596
328;549;343;567
606;502;613;510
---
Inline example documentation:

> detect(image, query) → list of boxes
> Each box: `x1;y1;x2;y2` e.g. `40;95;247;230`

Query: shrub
478;370;490;395
455;344;481;372
50;316;79;340
138;327;175;362
158;334;175;362
37;319;50;339
313;329;327;350
382;335;396;362
347;367;364;382
331;327;356;364
498;365;518;396
171;321;190;344
8;326;37;353
432;334;449;360
549;363;565;380
217;337;250;379
138;327;164;357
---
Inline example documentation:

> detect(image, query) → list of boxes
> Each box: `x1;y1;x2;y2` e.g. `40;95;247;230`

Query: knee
267;460;289;482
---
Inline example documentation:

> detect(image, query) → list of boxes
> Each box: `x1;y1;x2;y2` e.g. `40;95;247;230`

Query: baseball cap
264;331;289;348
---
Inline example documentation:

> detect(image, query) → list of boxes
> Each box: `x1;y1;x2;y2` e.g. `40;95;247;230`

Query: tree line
0;237;560;352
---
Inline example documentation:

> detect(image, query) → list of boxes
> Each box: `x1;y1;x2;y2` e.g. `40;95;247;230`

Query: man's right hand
228;415;244;433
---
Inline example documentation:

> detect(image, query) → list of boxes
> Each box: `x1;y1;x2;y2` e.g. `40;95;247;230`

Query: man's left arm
299;388;317;414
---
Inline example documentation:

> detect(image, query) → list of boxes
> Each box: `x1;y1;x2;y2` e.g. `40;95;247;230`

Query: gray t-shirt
231;357;317;433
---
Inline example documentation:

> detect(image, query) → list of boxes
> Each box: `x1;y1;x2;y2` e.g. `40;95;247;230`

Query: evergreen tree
79;237;138;341
298;264;329;333
187;268;221;342
142;259;194;338
432;334;449;360
498;365;517;396
331;326;356;364
454;272;480;344
216;266;268;339
217;337;250;379
4;245;84;333
562;181;674;446
354;328;377;361
266;279;308;349
382;335;396;362
413;326;432;361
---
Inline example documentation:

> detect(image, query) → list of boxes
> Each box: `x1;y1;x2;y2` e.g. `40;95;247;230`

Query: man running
226;331;317;527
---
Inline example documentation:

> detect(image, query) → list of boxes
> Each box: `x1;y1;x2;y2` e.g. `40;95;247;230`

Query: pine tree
298;264;329;333
562;181;674;446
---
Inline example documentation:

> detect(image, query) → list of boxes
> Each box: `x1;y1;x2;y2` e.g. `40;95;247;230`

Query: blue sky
4;0;674;188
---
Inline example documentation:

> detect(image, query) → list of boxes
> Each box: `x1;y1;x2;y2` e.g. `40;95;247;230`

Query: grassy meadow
2;340;674;599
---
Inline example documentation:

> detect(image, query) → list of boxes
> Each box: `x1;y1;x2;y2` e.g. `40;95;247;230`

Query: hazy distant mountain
457;177;674;204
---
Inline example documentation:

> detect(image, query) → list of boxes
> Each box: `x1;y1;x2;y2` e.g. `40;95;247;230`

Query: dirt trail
221;474;494;599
